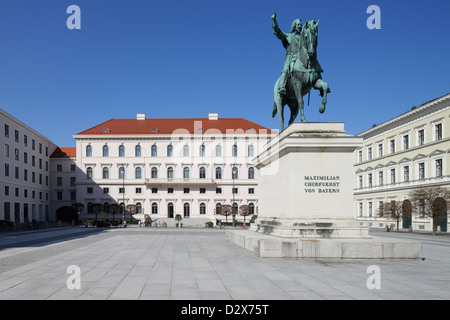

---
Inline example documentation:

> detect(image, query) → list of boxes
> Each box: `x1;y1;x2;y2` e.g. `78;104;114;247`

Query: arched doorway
184;203;190;218
402;200;412;230
433;197;448;232
56;206;77;223
167;203;174;218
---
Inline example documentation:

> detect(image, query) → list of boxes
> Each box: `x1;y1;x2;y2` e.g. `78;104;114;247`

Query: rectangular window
119;187;125;194
23;135;27;146
390;139;395;154
390;168;396;184
378;171;383;185
183;188;190;194
436;159;443;177
70;191;76;201
32;139;35;150
200;188;206;194
403;135;409;150
216;187;222;194
57;164;62;172
404;166;410;182
4;124;9;138
167;188;174;194
232;187;238;194
249;188;254;194
15;130;19;143
368;147;372;160
71;165;76;172
57;191;63;201
152;188;158;194
136;187;142;194
4;144;9;157
70;177;76;186
359;203;363;217
358;150;362;163
368;173;372;187
359;176;363;188
368;202;373;217
87;187;93;194
103;188;109;194
436;123;443;141
378;143;383;157
419;163;425;180
418;129;425;146
57;177;63;187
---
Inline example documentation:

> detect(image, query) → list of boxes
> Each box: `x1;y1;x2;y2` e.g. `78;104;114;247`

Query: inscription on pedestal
304;175;341;194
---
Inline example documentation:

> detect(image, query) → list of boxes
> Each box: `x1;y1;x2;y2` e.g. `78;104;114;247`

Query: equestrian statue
271;12;331;131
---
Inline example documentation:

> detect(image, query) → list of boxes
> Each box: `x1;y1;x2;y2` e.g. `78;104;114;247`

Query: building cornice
357;93;450;137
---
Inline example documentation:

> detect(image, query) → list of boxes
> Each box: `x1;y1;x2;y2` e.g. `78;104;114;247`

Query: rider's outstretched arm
272;12;286;41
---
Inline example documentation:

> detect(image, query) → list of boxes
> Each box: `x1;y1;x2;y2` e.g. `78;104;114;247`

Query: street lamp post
120;164;125;226
232;166;237;227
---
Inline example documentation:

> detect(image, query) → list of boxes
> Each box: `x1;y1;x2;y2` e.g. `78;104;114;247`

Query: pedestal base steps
227;230;423;259
250;218;371;239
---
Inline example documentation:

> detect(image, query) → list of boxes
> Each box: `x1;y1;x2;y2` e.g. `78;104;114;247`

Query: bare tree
220;204;232;225
239;204;250;225
92;203;103;221
409;186;450;235
109;203;121;222
378;201;403;232
125;204;138;221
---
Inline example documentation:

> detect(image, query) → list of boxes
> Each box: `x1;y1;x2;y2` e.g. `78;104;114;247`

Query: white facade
0;108;57;223
353;93;450;231
73;113;276;222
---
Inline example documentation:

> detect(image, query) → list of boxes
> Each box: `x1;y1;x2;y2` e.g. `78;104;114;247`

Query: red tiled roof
75;118;276;136
51;147;76;158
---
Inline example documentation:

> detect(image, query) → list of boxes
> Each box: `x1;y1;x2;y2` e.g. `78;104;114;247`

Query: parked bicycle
155;221;167;228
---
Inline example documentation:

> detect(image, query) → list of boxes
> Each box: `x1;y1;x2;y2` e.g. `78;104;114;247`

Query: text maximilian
304;176;340;181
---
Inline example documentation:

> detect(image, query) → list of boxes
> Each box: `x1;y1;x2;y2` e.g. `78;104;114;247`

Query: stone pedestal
227;123;422;259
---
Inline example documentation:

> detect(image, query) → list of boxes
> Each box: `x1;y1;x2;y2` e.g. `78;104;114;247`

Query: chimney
137;113;146;120
208;113;218;120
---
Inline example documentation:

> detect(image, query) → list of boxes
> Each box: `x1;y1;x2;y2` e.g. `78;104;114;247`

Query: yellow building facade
354;93;450;232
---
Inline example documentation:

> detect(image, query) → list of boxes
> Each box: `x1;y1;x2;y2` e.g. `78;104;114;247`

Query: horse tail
272;102;278;118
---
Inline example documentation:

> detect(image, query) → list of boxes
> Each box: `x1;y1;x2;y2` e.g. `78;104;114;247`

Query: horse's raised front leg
314;79;330;114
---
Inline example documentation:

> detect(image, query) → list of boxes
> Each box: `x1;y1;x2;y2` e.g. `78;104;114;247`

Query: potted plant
175;214;182;228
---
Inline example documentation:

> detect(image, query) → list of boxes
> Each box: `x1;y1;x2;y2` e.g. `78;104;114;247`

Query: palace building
354;93;450;231
71;113;276;223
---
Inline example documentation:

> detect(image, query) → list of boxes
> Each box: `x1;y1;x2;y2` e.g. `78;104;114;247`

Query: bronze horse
272;20;331;131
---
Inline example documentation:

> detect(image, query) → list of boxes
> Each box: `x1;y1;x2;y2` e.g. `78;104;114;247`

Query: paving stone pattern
0;227;450;300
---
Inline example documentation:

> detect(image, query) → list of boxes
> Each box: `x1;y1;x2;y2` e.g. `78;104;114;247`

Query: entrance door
434;197;448;232
402;200;412;229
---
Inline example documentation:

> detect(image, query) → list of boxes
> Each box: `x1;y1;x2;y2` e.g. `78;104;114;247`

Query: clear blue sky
0;0;449;147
